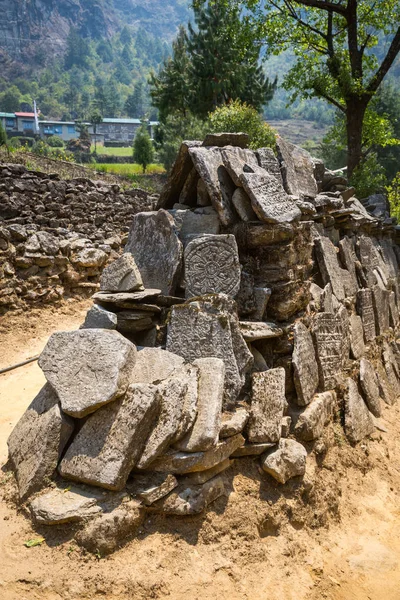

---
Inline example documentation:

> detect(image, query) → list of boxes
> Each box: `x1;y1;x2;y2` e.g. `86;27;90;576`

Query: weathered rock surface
315;236;346;301
356;288;376;342
60;383;160;490
239;321;283;341
292;322;319;406
232;187;257;222
359;358;382;417
256;147;283;184
75;501;144;555
220;146;259;186
180;459;233;484
151;476;226;515
30;487;102;525
240;168;301;224
146;434;245;474
203;132;249;148
133;474;179;506
93;290;161;308
184;234;241;298
247;369;285;443
350;314;366;359
81;304;117;330
231;442;274;457
124;210;183;295
344;378;374;443
175;358;224;452
220;407;249;438
38;329;137;418
313;312;343;390
294;391;336;441
276;137;318;198
100;253;143;292
130;347;185;384
261;439;307;484
7;384;74;500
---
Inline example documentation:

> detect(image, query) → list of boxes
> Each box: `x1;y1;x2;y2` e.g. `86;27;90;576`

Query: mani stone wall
0;163;154;312
6;133;400;555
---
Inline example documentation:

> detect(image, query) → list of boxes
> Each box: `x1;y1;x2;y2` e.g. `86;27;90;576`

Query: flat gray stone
124;210;183;295
135;474;179;506
252;287;271;320
189;146;237;226
339;236;359;295
167;295;253;408
261;439;307;484
174;358;224;452
7;385;74;500
197;178;211;205
276;137;318;198
359;359;382;417
372;285;390;336
350;314;365;360
313;312;343;391
184;234;241;298
30;487;102;525
239;321;283;341
137;377;189;469
388;291;399;328
146;434;245;474
357;235;389;287
256;147;283;184
180;459;232;485
232;187;257;222
292;322;319;406
356;289;376;342
203;132;249;148
81;304;117;330
338;305;351;367
100;254;143;293
344;378;374;444
294;391;336;441
75;501;143;555
220;146;259;187
93;289;161;309
39;329;137;418
240;168;301;224
150;476;226;515
130;348;185;384
171;208;220;240
382;344;400;399
60;383;160;490
231;442;275;457
220;407;249;438
376;359;396;406
116;311;154;333
315;237;346;301
247;368;285;443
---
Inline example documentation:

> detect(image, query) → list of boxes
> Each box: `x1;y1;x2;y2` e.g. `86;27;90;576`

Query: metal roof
0;112;16;118
15;112;35;118
102;118;142;124
40;120;76;126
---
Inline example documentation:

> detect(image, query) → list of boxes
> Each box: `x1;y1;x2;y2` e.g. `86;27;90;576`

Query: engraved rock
344;378;374;444
130;347;185;384
261;439;307;484
184;234;241;298
372;285;390;336
292;322;319;406
38;329;137;418
256;147;283;184
247;368;285;443
7;385;74;500
356;288;376;342
350;314;365;360
220;146;259;187
124;210;183;295
60;384;160;490
239;321;283;341
312;312;343;390
294;391;336;441
276;137;318;198
174;358;224;452
359;358;382;417
232;187;257;222
100;253;143;292
315;236;346;301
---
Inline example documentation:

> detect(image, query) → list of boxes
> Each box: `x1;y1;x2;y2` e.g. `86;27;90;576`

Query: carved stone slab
372;285;390;336
276;137;318;198
315;236;346;301
247;368;286;443
239;321;283;341
350;314;365;360
124;210;183;296
220;146;259;186
344;378;374;444
338;306;351;366
356;288;376;342
294;391;336;441
255;147;283;185
292;322;319;406
339;236;359;295
359;358;381;417
232;187;257;222
60;383;160;490
357;235;389;287
312;312;343;390
240;168;301;224
184;234;241;298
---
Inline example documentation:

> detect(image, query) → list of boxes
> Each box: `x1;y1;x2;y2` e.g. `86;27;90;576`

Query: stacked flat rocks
7;132;400;554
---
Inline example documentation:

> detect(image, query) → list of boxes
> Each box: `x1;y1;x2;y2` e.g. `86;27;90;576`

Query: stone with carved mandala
184;234;241;299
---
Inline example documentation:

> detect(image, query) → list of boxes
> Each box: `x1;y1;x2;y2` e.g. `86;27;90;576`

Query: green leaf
24;537;45;548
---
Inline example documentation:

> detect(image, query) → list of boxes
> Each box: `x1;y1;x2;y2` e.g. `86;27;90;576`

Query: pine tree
133;122;154;173
125;81;146;118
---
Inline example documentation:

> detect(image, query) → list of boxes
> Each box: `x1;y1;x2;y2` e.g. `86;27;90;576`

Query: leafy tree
120;25;133;46
133;122;155;173
0;86;22;112
89;109;103;153
125;81;146;118
209;99;277;150
64;28;90;69
97;40;114;63
240;0;400;177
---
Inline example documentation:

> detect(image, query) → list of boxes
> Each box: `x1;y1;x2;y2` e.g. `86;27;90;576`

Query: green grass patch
91;163;165;176
91;145;133;156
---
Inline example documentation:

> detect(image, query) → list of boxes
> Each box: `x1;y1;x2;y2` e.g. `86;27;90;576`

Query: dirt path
0;303;399;600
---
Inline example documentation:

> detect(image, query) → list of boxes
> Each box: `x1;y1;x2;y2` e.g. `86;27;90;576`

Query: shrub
32;140;50;157
47;135;64;148
209;99;276;151
133;126;155;173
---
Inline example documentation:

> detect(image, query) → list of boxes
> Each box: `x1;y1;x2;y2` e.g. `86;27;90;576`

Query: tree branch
316;90;346;112
292;0;347;17
366;26;400;94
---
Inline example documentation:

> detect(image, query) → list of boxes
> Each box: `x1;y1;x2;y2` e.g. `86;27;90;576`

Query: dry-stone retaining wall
0;163;154;312
7;133;400;555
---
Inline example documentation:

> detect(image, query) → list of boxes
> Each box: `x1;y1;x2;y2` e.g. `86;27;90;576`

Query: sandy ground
0;302;400;600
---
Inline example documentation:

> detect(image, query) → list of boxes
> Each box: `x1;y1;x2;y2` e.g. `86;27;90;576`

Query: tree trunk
346;98;367;178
